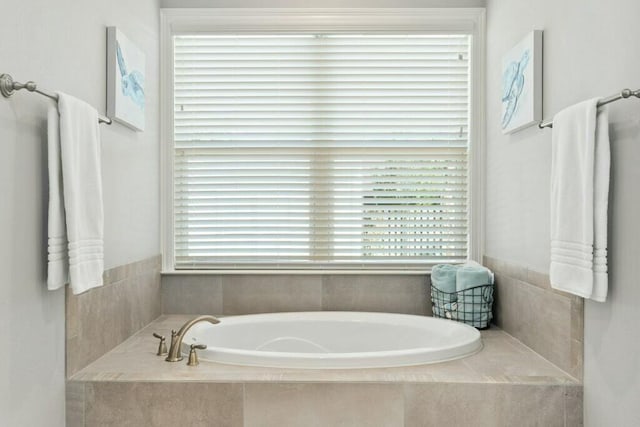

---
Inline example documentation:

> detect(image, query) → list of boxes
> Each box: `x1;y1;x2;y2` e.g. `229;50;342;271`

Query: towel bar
0;73;112;125
539;88;640;129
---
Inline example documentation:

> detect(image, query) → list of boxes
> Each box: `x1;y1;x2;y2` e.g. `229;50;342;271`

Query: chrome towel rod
539;88;640;129
0;73;112;125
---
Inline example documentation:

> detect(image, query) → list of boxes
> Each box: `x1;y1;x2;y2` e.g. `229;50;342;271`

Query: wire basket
431;284;494;329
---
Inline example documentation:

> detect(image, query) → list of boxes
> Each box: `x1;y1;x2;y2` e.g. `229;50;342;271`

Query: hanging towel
591;107;610;302
47;93;104;295
47;103;69;289
550;99;610;302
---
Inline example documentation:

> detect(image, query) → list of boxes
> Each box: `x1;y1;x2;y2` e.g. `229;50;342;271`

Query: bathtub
182;312;481;369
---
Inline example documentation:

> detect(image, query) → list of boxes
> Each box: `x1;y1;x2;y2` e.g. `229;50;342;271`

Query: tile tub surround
483;256;584;380
161;274;432;316
66;255;162;377
67;315;582;427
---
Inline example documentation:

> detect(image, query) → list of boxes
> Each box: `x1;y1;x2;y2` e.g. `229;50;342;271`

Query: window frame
160;8;486;274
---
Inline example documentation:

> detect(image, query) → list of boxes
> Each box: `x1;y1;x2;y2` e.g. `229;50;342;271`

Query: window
162;10;484;271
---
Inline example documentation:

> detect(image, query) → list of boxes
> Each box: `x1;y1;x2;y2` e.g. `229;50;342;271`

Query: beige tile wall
404;383;580;427
82;382;243;427
161;274;431;316
66;255;162;377
244;383;404;426
483;256;584;380
70;381;582;427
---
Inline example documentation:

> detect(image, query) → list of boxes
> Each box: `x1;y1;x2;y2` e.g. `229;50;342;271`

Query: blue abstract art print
501;30;542;134
107;27;146;131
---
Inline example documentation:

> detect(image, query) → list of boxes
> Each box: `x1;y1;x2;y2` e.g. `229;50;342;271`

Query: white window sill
162;269;431;275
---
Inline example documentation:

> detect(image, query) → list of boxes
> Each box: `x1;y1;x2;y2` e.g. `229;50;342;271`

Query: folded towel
456;265;492;291
456;265;493;327
431;264;459;317
550;99;609;302
47;93;104;295
445;294;492;327
457;289;492;325
431;264;459;293
462;260;494;284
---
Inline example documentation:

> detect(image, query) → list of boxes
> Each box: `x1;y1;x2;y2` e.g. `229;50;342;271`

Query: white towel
591;106;610;302
47;93;104;295
47;103;69;290
550;98;610;302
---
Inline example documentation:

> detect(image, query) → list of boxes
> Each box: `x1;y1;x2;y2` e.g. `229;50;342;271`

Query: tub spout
165;315;220;362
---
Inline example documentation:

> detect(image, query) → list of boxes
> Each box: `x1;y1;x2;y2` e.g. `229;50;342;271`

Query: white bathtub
182;312;482;369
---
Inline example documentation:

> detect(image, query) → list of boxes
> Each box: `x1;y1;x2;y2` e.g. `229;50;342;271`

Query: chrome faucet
165;315;220;362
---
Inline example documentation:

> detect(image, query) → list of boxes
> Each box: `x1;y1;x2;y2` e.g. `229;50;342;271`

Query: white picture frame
501;30;542;134
107;27;146;131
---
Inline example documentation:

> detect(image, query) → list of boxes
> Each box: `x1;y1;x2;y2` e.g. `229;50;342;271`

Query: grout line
81;382;85;427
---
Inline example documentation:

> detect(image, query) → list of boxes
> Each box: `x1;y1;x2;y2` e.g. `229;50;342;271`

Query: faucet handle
187;344;207;366
152;333;168;356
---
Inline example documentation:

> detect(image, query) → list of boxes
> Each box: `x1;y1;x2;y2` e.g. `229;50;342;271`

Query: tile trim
484;255;575;298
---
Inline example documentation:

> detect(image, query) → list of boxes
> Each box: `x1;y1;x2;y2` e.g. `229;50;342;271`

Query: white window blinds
173;34;470;270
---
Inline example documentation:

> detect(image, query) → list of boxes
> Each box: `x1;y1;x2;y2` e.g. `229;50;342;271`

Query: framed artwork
501;30;542;134
107;27;145;131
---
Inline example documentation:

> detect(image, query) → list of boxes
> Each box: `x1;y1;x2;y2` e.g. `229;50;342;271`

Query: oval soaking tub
182;312;481;369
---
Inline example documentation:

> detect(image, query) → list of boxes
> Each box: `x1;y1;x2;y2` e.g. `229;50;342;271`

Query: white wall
486;0;640;425
0;0;159;425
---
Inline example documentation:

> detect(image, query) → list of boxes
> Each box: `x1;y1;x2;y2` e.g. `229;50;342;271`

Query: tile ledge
68;316;580;386
495;326;582;385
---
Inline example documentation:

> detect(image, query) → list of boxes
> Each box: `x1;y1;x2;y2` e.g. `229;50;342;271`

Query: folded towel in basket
456;265;493;291
431;264;459;294
456;265;493;327
431;264;460;317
